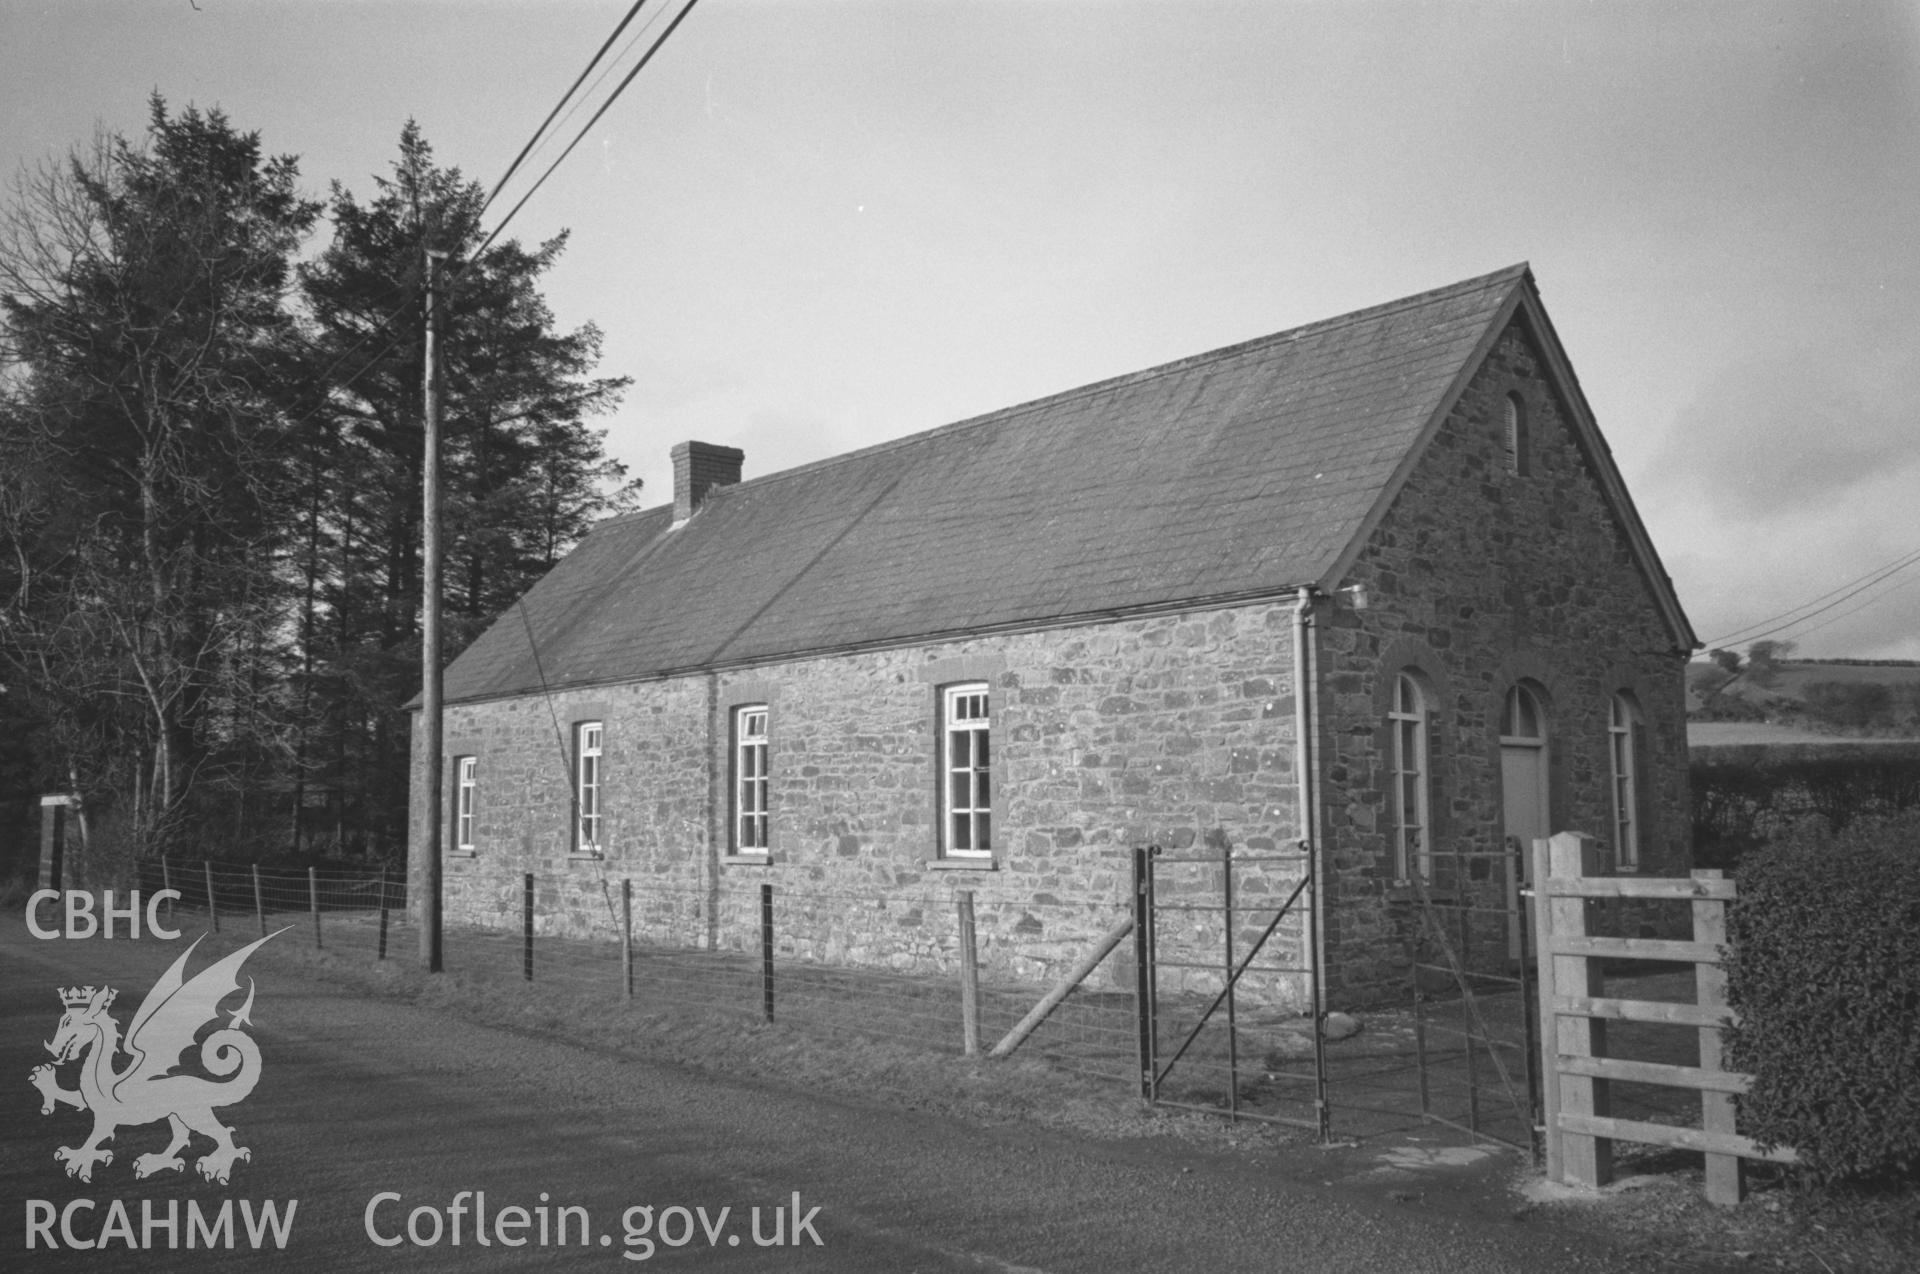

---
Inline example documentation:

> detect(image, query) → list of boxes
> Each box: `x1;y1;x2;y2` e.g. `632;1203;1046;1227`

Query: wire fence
129;854;1590;1152
132;858;1142;1085
135;858;403;956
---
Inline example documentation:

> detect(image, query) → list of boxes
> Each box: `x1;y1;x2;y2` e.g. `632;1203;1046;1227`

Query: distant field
1687;659;1920;727
1749;660;1920;691
1687;721;1916;747
1688;658;1920;692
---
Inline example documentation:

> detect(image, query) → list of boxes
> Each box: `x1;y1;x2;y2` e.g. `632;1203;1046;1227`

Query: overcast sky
3;1;1916;658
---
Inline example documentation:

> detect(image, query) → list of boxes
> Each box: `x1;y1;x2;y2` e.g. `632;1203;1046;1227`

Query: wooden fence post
1693;869;1741;1205
252;864;266;936
523;872;535;982
760;884;775;1023
1132;845;1157;1101
377;869;390;961
1536;831;1612;1189
622;878;634;998
204;861;219;933
957;890;980;1056
1530;840;1559;1173
309;866;322;949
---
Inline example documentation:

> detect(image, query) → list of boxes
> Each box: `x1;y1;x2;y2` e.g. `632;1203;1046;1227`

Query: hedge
1723;812;1920;1182
1691;743;1920;870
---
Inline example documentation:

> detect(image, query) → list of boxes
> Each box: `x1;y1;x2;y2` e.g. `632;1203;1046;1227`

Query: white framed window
1610;694;1643;870
574;720;603;855
454;755;477;851
942;683;992;857
1504;393;1529;477
733;705;770;853
1389;673;1430;880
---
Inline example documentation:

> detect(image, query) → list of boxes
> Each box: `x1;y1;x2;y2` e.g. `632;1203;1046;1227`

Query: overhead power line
474;0;704;261
301;282;418;400
292;0;701;435
488;2;680;216
478;0;654;221
1707;543;1920;645
1763;568;1920;646
1702;546;1920;649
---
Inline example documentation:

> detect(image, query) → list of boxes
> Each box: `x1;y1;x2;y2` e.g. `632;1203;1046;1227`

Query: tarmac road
1;918;1642;1272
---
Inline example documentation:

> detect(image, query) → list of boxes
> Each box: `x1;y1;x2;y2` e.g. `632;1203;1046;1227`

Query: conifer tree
0;99;320;856
296;123;634;856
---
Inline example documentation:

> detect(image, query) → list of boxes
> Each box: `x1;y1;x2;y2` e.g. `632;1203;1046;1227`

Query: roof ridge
583;503;669;537
592;504;666;530
636;264;1532;515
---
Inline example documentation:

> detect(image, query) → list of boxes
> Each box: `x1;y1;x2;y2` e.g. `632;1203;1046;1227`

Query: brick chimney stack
671;441;744;525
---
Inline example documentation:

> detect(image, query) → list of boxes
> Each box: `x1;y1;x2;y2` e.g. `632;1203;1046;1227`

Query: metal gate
1132;838;1328;1135
1407;835;1543;1156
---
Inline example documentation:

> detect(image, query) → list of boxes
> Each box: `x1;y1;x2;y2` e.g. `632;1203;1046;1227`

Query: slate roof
440;264;1681;704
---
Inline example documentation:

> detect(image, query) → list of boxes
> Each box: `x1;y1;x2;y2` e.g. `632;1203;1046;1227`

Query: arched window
1504;393;1529;477
1500;683;1545;744
1609;694;1644;870
1389;673;1431;880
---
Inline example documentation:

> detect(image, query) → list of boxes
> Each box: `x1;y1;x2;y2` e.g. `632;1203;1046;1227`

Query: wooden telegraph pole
420;247;448;972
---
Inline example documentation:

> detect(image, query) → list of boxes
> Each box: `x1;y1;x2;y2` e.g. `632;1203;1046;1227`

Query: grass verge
239;921;1295;1150
1520;1143;1920;1272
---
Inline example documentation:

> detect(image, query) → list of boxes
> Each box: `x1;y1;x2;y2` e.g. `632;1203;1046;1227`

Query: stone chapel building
409;264;1696;1008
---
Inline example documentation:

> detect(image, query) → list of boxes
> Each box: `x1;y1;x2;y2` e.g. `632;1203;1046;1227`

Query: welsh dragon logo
29;931;282;1184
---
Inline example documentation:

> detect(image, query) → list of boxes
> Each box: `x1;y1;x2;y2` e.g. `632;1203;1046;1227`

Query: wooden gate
1530;831;1798;1205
